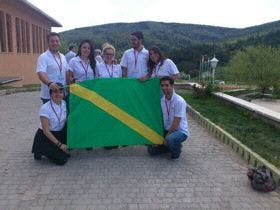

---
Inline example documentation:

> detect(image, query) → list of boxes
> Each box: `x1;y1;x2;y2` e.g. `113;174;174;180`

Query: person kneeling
32;83;70;165
148;76;189;159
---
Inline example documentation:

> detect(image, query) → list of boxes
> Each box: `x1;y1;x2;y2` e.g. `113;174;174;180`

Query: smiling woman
31;82;70;165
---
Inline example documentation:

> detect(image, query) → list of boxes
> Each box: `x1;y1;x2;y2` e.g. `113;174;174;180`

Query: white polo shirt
96;62;122;78
36;50;68;99
151;59;179;77
65;50;76;63
120;47;149;78
161;92;189;136
39;100;67;131
68;56;95;82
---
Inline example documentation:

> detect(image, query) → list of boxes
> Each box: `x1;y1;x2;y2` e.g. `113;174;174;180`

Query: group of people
32;31;189;165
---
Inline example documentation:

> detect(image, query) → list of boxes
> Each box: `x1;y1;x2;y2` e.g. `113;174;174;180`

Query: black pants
32;127;69;165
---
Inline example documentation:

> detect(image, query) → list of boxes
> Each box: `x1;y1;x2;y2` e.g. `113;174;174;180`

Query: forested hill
59;20;280;73
59;20;280;51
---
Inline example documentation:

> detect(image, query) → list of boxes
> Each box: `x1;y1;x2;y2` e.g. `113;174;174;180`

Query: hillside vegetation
59;20;280;73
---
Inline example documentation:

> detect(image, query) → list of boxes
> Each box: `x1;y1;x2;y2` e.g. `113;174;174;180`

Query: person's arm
170;73;179;80
37;72;60;90
165;117;181;137
66;70;75;85
121;66;128;78
138;73;151;82
40;116;68;152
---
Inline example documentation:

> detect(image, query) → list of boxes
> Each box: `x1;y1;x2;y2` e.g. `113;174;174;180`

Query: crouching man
148;76;189;159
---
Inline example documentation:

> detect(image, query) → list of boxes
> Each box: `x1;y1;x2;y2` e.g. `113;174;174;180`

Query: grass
178;90;280;169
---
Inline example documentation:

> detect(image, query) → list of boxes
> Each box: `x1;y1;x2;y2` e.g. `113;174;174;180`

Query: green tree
225;45;280;93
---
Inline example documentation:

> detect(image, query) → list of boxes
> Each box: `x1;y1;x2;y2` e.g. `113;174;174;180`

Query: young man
148;76;189;159
120;31;149;78
36;32;68;104
65;45;76;63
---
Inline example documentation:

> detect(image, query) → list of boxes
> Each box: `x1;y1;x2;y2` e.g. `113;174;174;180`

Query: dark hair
147;46;166;73
76;39;96;75
160;76;174;85
47;32;60;42
49;82;64;96
131;31;144;40
69;45;75;50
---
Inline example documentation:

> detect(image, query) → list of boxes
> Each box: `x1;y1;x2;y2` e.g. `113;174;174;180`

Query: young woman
31;83;70;165
148;46;179;79
96;43;122;78
67;40;96;84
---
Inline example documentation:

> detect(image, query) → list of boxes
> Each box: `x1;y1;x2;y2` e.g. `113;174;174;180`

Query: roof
20;0;62;27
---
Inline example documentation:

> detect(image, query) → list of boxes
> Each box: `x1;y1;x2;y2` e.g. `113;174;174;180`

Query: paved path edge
188;106;280;187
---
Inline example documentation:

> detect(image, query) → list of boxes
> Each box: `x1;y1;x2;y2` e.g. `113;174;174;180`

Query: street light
210;55;219;83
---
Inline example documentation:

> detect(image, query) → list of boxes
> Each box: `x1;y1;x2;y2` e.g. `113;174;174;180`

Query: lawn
178;90;280;169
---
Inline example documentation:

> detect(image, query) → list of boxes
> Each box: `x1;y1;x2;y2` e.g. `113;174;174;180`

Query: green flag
67;78;164;149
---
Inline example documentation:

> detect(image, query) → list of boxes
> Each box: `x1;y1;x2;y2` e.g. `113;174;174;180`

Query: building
0;0;62;86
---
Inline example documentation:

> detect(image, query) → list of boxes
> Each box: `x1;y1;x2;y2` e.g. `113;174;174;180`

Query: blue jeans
165;130;188;157
147;130;188;158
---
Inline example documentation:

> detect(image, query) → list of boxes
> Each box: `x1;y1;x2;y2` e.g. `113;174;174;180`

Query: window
0;10;7;52
6;13;12;52
32;24;36;53
39;27;42;52
21;19;26;53
15;17;21;53
26;22;30;53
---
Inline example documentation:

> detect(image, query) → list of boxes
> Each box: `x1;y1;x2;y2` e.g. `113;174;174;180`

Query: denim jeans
165;130;188;157
147;130;188;158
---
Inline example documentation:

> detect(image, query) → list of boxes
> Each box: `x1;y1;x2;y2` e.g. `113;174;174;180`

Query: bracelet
47;82;53;87
57;142;62;147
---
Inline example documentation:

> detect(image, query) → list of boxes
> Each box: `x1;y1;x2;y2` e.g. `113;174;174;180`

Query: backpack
247;166;276;192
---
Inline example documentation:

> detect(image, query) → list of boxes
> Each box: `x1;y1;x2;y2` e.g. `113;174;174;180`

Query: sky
28;0;280;32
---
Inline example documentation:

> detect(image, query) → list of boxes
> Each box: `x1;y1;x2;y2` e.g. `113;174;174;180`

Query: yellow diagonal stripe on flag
70;84;164;144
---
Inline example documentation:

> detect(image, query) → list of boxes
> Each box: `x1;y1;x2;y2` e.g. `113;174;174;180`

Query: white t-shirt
68;56;95;82
161;92;189;136
120;47;149;78
39;100;67;131
151;59;179;77
36;50;68;99
65;50;76;63
96;62;122;78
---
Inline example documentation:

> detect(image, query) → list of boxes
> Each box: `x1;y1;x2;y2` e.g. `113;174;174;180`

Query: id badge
58;74;64;82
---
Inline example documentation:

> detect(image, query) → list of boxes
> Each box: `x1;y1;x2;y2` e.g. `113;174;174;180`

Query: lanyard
154;63;161;77
133;50;139;69
165;98;171;122
80;60;89;78
50;100;62;124
105;64;114;78
52;54;62;74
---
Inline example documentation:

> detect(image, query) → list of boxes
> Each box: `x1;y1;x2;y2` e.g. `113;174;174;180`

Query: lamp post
210;55;219;84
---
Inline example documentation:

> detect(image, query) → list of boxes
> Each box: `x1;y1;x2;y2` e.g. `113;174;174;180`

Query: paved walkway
251;99;280;113
0;92;279;210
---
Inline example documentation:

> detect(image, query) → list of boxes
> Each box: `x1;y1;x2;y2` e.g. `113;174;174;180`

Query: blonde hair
102;42;115;55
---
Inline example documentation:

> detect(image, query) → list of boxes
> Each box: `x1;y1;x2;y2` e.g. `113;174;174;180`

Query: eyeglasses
104;53;114;56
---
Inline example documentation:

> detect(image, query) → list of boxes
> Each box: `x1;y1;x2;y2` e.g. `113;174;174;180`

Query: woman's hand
60;144;68;152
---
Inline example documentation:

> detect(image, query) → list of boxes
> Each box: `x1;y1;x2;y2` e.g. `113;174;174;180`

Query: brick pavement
0;92;279;210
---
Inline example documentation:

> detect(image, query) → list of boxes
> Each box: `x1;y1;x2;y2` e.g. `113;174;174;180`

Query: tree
224;46;280;93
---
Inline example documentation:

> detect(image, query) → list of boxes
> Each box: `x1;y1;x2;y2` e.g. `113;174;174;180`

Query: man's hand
49;82;60;90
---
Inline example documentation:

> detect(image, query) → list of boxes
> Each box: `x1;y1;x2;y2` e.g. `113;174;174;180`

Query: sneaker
34;153;42;160
171;153;180;159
